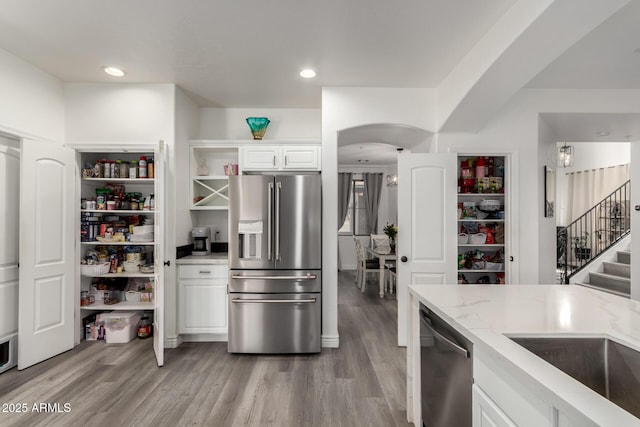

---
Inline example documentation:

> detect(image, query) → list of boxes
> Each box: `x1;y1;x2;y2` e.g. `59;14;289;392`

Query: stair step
576;282;630;299
602;261;631;278
617;250;631;265
588;272;630;295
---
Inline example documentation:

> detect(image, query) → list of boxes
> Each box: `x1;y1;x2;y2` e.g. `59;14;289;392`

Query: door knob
400;256;408;262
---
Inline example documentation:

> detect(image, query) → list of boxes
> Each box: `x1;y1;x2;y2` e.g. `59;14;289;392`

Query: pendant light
557;143;574;168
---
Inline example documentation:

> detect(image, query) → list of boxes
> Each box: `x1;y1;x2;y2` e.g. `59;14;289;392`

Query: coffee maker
191;227;211;256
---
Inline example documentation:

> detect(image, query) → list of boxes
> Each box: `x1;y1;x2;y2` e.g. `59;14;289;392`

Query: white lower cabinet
178;264;228;336
473;385;517;427
473;347;597;427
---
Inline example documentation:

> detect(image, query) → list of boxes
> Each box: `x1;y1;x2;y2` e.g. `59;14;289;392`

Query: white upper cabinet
240;145;321;171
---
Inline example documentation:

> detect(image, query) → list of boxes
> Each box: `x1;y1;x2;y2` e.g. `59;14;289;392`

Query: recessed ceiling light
300;69;316;78
595;130;610;137
103;66;125;77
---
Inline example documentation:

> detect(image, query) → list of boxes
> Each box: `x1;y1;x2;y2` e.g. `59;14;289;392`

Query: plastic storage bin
99;311;143;344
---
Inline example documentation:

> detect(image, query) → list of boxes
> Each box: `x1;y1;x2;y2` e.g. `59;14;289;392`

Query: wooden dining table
365;245;397;298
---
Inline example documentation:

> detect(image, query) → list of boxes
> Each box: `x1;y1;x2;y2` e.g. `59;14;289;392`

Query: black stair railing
559;180;630;283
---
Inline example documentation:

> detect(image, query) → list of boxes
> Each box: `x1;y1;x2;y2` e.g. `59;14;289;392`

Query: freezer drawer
228;293;321;354
228;269;321;293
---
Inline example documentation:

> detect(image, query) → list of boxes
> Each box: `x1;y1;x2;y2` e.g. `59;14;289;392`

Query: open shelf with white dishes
457;155;507;285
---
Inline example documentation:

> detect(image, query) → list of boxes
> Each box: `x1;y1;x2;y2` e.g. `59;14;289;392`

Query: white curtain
565;164;629;224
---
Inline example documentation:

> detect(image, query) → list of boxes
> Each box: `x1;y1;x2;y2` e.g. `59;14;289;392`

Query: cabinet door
282;146;320;170
473;385;517;427
18;139;75;370
153;142;166;366
240;146;280;171
179;281;228;334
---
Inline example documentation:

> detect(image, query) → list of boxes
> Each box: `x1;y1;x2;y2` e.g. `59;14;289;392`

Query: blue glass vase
246;117;270;140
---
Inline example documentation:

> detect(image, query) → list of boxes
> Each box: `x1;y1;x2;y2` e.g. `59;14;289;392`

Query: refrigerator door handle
230;274;317;280
267;182;273;261
275;181;282;261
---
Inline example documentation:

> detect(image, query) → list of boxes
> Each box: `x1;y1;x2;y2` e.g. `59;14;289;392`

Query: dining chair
370;234;390;252
354;237;380;292
385;265;396;296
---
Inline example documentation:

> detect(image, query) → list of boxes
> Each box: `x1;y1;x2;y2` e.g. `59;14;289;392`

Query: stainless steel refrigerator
228;174;322;353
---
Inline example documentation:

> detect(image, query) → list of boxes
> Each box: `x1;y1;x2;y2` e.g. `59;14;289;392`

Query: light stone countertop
176;253;228;265
408;284;640;426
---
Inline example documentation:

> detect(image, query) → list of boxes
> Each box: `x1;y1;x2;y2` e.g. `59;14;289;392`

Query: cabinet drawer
178;264;228;279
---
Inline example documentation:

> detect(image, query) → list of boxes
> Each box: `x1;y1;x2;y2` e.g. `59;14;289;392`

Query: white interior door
0;137;20;372
397;152;457;346
153;141;165;366
18;139;75;369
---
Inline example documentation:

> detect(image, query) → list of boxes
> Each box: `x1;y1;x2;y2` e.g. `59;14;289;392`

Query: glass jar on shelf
118;160;128;178
129;160;138;178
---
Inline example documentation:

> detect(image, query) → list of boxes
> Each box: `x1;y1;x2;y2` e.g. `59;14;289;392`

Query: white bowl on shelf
123;261;139;272
469;233;487;245
80;262;110;276
133;225;153;234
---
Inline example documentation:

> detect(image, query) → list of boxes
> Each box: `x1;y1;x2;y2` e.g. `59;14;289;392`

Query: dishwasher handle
420;310;470;358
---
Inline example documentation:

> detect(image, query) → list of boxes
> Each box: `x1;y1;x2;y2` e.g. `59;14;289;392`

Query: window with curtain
338;180;369;235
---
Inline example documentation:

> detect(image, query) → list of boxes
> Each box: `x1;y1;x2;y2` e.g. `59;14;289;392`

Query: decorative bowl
246;117;270;140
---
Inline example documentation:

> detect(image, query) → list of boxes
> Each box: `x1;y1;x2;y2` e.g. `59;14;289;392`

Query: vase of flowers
384;223;398;252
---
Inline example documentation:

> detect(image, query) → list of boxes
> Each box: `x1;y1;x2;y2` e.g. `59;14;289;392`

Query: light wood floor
0;271;411;427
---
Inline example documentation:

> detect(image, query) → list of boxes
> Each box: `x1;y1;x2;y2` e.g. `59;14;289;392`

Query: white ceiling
0;0;514;108
1;0;639;165
526;0;640;90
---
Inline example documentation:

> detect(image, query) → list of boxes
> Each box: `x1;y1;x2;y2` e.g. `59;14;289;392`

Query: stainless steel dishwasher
420;304;473;427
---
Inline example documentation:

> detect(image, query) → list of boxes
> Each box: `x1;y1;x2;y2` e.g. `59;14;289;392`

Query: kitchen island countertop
407;284;640;426
176;253;228;265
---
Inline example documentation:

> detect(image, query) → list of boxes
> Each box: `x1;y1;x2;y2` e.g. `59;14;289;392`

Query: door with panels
0;136;20;372
397;152;457;347
18;139;76;369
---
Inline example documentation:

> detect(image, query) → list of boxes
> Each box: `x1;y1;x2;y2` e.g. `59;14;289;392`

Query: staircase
560;180;630;284
576;249;631;298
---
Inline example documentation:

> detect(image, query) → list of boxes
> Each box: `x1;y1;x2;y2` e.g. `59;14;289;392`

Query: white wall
0;48;65;141
198;108;321;140
538;118;559;284
0;49;65;369
631;142;640;301
175;88;201;247
323;87;437;347
64;83;181;346
440;88;640;285
555;142;630;226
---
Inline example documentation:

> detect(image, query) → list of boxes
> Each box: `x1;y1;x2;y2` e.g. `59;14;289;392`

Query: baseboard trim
164;335;182;349
322;334;340;348
180;333;228;343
